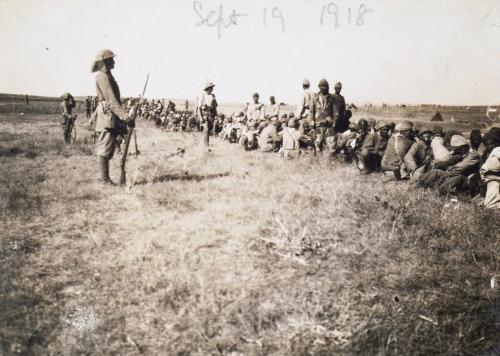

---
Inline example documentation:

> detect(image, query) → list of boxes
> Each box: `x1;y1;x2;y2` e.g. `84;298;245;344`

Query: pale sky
1;0;500;105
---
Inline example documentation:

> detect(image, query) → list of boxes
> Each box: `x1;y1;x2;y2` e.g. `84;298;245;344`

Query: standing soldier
25;94;30;105
61;92;76;143
332;81;348;132
85;96;92;119
197;81;218;147
309;79;337;152
297;79;313;119
93;96;99;112
91;49;134;185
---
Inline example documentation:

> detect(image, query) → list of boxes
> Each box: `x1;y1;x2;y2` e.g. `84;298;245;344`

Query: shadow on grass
137;172;231;185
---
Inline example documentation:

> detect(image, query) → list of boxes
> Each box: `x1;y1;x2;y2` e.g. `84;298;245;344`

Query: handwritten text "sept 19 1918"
193;1;374;38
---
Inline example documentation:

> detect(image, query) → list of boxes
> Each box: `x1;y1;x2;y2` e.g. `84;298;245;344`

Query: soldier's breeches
96;130;118;159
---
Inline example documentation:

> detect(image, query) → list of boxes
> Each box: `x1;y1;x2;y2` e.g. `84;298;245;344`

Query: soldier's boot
99;156;116;186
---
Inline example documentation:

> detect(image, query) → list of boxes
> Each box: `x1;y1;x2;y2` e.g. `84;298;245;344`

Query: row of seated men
215;112;500;209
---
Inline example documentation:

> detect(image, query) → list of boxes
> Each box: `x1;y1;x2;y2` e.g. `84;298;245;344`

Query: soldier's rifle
119;73;150;186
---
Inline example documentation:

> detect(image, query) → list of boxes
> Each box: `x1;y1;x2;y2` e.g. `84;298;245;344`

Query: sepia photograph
0;0;499;354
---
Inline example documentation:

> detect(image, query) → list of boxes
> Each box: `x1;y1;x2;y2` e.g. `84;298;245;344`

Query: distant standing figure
247;93;264;123
265;96;280;120
197;81;218;147
85;96;92;119
25;94;29;105
61;92;75;143
332;82;348;133
297;79;313;119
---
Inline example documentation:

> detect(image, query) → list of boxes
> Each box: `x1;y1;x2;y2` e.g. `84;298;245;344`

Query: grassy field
0;105;499;355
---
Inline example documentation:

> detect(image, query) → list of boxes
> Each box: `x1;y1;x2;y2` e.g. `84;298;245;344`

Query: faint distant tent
431;111;443;122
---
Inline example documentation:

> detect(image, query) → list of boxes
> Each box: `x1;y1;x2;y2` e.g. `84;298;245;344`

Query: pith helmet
91;49;116;72
204;81;215;90
61;92;72;100
302;79;310;86
334;81;342;89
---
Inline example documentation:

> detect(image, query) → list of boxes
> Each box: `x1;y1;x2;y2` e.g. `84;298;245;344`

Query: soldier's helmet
395;121;413;132
318;79;329;88
376;120;390;130
91;49;116;72
302;79;310;87
334;82;342;89
367;117;377;127
61;92;72;100
420;126;433;135
204;81;215;90
357;119;368;132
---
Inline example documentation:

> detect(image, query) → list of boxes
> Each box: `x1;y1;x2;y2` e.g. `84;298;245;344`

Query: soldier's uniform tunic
95;68;129;159
247;102;264;122
332;93;348;133
265;103;280;120
297;89;313;119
